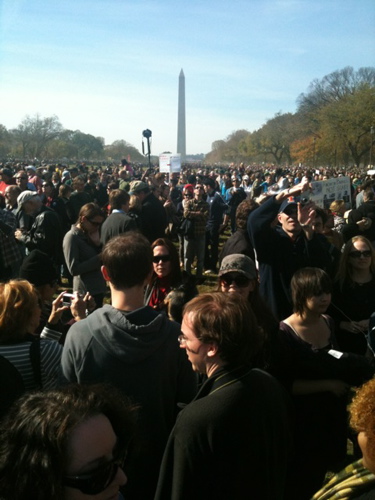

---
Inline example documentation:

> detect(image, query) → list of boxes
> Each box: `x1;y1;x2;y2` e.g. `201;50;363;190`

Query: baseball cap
218;254;257;280
17;190;39;206
278;199;297;214
129;181;148;194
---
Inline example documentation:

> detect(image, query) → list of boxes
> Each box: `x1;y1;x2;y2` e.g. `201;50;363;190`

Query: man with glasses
61;232;197;500
183;184;209;284
14;191;63;271
0;205;22;280
155;292;290;500
15;171;36;192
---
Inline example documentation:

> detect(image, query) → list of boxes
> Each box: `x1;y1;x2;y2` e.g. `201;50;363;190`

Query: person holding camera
248;181;332;321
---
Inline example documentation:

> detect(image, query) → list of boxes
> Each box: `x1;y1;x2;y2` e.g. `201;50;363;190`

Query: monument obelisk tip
177;69;186;160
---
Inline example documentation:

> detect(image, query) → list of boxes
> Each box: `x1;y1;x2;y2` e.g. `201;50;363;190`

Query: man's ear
277;213;283;224
101;265;110;282
207;342;219;358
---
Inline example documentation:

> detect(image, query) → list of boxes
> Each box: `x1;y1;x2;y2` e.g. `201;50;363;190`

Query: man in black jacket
14;191;63;269
100;189;137;244
248;182;332;321
155;292;290;500
129;180;167;243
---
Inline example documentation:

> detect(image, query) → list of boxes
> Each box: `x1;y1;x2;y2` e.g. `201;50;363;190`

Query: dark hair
203;177;215;189
291;267;332;315
314;207;328;225
102;232;152;289
235;199;259;230
77;202;105;225
59;183;72;198
151;238;181;286
164;272;198;323
0;384;136;500
109;189;130;210
363;188;375;202
183;292;263;366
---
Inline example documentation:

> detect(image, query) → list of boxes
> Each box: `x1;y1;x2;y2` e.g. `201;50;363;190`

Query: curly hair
0;280;39;343
335;236;375;289
235;199;259;230
350;378;375;459
183;292;264;366
0;384;137;500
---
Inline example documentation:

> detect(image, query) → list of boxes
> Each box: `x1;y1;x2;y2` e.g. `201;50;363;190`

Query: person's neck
206;359;225;378
110;285;145;312
351;268;372;283
283;227;301;241
297;310;321;325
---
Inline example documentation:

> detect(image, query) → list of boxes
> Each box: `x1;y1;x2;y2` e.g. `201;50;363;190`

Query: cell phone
62;293;74;307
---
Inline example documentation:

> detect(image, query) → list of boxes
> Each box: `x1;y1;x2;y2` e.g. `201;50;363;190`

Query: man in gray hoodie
60;231;197;500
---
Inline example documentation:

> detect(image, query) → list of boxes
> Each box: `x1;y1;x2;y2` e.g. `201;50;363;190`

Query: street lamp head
142;129;152;139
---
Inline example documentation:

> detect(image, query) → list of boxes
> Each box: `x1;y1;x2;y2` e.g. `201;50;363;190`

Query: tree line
0;115;145;163
1;66;374;167
205;66;375;168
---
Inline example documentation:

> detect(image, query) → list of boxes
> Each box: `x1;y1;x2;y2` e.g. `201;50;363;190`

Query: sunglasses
153;255;171;263
63;455;124;495
88;219;102;227
220;274;251;288
349;250;371;259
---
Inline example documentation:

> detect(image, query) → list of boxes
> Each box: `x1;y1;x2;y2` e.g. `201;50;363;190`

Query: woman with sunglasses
330;236;375;356
63;203;107;308
0;384;136;500
145;238;183;311
218;254;278;345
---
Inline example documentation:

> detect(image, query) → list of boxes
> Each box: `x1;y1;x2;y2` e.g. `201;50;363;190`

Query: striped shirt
0;339;62;391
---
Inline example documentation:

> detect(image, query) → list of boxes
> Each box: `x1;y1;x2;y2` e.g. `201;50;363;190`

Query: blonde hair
0;280;39;343
329;199;345;214
335;236;375;289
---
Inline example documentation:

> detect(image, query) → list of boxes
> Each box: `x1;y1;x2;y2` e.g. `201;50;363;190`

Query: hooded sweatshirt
60;304;197;499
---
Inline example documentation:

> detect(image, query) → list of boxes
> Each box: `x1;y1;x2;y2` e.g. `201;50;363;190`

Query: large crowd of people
0;158;375;499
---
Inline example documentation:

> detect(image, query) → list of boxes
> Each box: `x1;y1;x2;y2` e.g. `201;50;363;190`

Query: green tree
250;112;300;165
105;139;153;162
0;125;10;158
12;114;63;158
297;67;375;166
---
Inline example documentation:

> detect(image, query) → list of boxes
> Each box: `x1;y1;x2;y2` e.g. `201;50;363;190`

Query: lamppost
370;126;374;168
142;129;152;170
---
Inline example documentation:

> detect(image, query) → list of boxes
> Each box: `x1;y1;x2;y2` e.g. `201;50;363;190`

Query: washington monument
177;68;186;159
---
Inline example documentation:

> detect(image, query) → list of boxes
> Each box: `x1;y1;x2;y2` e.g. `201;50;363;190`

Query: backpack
0;337;42;419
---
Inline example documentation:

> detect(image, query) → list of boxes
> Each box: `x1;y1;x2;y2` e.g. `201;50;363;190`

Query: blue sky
0;0;374;156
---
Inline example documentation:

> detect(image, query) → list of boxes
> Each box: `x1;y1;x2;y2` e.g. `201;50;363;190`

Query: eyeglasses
16;177;27;180
349;250;372;259
183;193;192;197
153;255;171;263
220;274;251;288
63;456;124;495
178;334;187;345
